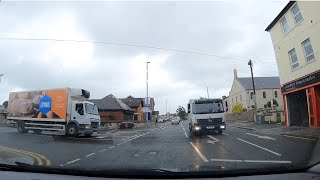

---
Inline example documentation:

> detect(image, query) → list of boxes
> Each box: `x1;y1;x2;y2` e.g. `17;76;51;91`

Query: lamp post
248;60;257;121
0;74;4;83
146;62;150;128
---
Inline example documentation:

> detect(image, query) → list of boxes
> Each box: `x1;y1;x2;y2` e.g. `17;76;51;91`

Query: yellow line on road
0;146;51;166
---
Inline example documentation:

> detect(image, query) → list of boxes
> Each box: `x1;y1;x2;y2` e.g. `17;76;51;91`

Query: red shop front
281;70;320;128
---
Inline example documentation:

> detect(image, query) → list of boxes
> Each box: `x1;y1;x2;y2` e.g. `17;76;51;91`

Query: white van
187;98;226;135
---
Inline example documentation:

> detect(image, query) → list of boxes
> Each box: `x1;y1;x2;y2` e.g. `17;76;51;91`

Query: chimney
233;68;238;79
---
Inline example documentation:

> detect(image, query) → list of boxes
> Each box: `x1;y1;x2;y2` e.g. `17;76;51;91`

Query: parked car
118;121;134;129
158;119;164;123
171;119;179;125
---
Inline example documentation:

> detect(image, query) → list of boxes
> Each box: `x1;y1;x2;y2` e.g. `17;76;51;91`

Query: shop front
281;70;320;128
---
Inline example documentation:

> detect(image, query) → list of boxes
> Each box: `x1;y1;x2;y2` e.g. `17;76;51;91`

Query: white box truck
187;98;226;135
7;88;100;137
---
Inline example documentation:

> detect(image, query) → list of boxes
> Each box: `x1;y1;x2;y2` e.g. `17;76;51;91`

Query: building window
263;92;266;99
291;4;303;24
288;48;299;70
274;91;278;98
280;17;290;34
240;94;242;101
302;38;315;62
250;92;254;99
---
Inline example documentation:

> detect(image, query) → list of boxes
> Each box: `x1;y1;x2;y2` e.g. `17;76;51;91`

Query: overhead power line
0;37;246;61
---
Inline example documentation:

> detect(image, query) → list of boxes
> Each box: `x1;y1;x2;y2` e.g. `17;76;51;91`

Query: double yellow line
0;146;51;166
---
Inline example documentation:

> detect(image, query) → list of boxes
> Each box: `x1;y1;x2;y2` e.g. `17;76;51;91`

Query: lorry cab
188;98;226;135
69;101;100;136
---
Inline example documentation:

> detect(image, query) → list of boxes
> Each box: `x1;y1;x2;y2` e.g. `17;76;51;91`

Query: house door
307;87;317;127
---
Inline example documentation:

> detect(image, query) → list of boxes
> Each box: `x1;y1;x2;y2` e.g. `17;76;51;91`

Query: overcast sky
0;1;287;114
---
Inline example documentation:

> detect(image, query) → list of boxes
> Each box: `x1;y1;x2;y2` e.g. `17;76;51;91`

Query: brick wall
99;111;124;124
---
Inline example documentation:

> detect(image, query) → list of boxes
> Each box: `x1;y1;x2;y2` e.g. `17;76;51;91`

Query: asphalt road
0;121;317;172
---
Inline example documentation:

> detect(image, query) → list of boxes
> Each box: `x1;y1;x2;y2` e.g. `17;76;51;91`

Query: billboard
8;89;68;120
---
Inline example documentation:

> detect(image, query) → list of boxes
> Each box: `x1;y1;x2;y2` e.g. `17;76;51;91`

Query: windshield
85;103;99;115
0;0;319;177
193;102;224;114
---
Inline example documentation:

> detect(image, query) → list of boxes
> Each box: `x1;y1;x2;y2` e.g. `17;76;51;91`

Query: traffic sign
142;107;152;112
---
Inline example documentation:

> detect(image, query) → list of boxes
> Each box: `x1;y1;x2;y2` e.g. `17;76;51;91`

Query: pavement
0;121;318;172
227;120;320;139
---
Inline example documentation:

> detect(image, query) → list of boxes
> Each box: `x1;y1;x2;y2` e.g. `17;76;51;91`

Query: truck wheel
67;124;79;137
218;130;223;134
33;129;42;134
17;122;28;134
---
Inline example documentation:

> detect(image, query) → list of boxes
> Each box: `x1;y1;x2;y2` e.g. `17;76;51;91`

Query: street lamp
248;60;257;121
146;62;150;128
0;74;4;83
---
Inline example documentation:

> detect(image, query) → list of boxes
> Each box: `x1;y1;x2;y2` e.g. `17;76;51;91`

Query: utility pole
146;62;150;128
248;60;257;121
206;87;209;99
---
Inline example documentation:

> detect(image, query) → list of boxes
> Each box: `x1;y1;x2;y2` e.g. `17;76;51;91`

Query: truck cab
188;98;226;135
69;101;100;136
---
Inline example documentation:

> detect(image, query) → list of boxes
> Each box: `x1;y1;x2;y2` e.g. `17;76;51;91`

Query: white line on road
63;159;81;166
207;135;220;142
117;132;150;145
244;160;292;164
109;145;115;148
181;125;185;131
189;142;209;162
282;135;317;141
210;159;243;162
99;149;107;152
237;138;281;156
246;133;276;140
210;159;292;164
184;132;188;137
222;132;229;135
85;153;95;157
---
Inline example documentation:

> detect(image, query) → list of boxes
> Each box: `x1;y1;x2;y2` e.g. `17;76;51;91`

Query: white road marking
117;132;150;145
237;138;281;156
149;152;157;155
109;145;115;148
222;132;229;135
210;159;243;162
63;159;81;166
99;149;107;152
85;153;95;157
122;135;139;140
181;125;186;131
207;135;220;144
107;129;117;133
244;160;292;164
210;159;292;164
282;135;317;141
184;132;188;137
189;142;209;162
246;133;276;140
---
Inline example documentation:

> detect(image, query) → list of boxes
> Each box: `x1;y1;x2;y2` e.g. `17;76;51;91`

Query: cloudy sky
0;0;287;114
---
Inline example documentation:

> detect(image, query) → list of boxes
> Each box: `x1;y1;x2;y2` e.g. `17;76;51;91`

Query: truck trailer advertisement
8;89;68;120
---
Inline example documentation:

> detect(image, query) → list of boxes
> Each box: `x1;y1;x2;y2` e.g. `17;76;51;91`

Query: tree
176;106;187;120
232;103;243;114
267;99;279;108
2;101;8;109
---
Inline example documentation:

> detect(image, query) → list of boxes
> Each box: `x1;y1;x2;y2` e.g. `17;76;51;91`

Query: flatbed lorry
7;88;100;137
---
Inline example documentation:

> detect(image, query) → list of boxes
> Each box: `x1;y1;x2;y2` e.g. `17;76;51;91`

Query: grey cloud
0;1;287;114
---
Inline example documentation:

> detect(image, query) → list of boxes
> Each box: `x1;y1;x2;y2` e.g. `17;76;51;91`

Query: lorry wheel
17;122;28;134
33;129;42;134
217;130;223;134
67;124;79;137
